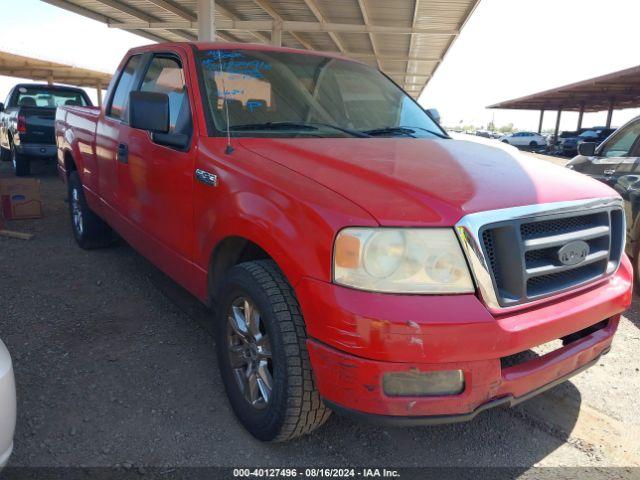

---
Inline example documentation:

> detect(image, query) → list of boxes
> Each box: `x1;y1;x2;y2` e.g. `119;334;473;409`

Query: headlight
333;228;474;293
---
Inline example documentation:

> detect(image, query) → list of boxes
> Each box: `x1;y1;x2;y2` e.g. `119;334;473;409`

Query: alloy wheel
226;296;273;409
71;187;84;236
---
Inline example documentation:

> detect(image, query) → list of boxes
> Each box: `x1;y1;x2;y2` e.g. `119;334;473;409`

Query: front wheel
11;142;30;176
529;141;538;147
215;260;331;441
68;171;113;249
502;139;510;144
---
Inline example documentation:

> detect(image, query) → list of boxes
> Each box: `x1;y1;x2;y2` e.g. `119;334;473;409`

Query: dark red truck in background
55;42;632;442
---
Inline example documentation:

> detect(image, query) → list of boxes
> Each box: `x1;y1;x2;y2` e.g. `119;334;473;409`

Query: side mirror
0;102;4;112
425;108;441;124
578;142;597;157
129;91;169;133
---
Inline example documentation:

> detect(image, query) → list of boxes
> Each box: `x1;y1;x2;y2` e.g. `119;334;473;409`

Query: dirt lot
0;157;639;475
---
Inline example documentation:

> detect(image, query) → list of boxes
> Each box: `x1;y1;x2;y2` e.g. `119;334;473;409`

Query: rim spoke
246;369;260;404
244;300;261;340
229;306;249;339
256;360;272;403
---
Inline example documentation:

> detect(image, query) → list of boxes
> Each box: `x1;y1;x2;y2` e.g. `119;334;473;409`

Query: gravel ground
0;158;639;473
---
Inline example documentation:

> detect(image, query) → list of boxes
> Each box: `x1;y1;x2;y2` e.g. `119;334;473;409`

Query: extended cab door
117;50;196;263
96;54;145;211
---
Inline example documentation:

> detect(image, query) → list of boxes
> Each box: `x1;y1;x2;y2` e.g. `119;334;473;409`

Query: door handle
117;143;128;164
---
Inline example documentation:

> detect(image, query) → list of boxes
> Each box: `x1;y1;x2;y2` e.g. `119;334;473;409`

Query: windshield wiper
363;126;448;139
363;127;417;137
230;121;370;138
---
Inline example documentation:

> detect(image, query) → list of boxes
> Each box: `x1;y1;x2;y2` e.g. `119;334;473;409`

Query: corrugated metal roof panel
41;0;480;94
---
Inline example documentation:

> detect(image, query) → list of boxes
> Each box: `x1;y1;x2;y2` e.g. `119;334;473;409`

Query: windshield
197;49;446;139
13;86;88;108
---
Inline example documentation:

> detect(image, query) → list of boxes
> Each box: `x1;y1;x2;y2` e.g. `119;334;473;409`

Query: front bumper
298;255;632;421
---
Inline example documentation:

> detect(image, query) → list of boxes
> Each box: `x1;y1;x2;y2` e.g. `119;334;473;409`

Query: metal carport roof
488;64;640;113
40;0;480;98
488;64;640;135
0;50;112;90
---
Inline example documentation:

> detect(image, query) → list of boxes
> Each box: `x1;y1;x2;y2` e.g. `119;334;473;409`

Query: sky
1;0;639;132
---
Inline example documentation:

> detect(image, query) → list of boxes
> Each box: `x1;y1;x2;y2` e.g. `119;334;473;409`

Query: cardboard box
0;178;43;220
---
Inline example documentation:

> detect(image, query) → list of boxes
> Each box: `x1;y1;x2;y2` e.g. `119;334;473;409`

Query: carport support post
537;109;544;134
197;0;216;41
96;82;103;107
271;20;282;46
553;109;562;146
47;73;54;85
606;100;615;128
577;103;585;130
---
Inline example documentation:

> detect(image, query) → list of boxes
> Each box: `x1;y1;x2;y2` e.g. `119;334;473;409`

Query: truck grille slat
522;225;610;250
462;200;625;309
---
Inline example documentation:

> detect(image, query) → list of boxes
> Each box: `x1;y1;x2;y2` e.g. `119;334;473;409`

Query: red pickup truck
55;42;632;442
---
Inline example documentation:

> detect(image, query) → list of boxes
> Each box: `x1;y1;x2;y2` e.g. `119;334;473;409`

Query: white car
0;339;15;467
500;131;547;147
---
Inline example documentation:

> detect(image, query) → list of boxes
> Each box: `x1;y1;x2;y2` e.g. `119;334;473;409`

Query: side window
108;55;142;121
140;55;192;136
600;122;640;158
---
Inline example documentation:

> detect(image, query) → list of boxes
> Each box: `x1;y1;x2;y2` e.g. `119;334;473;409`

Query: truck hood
239;137;618;226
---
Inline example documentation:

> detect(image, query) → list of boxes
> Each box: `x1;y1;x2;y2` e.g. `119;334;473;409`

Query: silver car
0;339;15;467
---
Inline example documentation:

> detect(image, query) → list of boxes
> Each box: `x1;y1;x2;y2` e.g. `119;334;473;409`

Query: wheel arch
207;235;273;305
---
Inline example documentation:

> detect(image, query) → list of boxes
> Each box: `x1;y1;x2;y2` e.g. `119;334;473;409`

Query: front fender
193;141;377;293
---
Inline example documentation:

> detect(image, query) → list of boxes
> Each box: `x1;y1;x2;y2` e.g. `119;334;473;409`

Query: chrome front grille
456;198;625;311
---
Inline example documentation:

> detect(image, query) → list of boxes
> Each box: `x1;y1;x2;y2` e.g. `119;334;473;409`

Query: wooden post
96;82;103;107
537;109;544;134
553;109;562;147
577;103;584;130
606;100;615;128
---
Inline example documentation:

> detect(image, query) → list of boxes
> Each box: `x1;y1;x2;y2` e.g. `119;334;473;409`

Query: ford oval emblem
558;240;590;266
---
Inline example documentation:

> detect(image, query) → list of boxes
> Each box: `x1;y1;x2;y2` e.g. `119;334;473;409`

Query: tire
0;146;10;162
68;171;113;249
502;139;510;144
10;142;30;176
529;141;538;147
215;260;331;441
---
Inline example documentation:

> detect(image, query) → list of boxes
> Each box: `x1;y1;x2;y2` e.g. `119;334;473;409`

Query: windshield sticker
203;51;272;79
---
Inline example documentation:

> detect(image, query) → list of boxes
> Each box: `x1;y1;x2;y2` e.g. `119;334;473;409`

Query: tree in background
498;123;515;133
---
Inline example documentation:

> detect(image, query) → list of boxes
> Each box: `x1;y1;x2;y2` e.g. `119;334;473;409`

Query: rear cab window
12;86;89;108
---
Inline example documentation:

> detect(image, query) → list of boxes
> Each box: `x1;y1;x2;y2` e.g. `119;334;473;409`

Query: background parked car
0;83;92;176
500;131;547;147
561;127;616;157
566;116;640;287
0;339;16;467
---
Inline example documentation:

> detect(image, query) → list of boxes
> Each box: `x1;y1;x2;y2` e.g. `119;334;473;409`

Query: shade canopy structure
41;0;480;98
488;64;640;136
0;50;113;104
488;64;640;113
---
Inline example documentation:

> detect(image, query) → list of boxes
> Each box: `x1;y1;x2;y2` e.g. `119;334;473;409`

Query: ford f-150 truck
1;83;91;176
54;43;632;442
